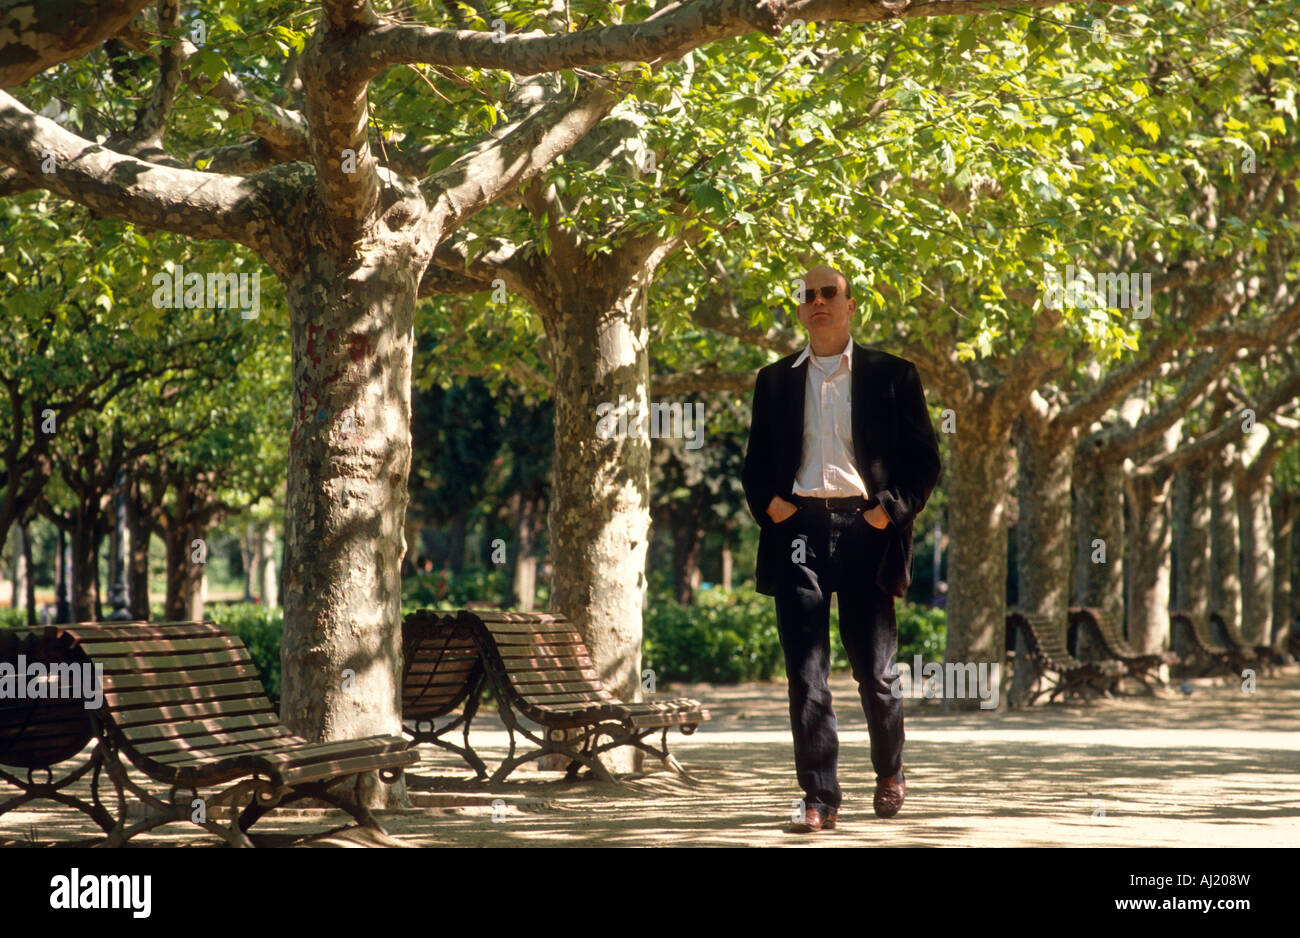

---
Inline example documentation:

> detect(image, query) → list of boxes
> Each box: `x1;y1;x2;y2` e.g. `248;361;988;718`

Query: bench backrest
444;610;618;719
1169;610;1227;654
401;611;484;719
1008;610;1085;671
1069;606;1139;658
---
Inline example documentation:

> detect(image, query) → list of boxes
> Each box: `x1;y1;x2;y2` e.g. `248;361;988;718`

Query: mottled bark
259;523;278;610
1272;492;1295;648
349;0;1122;80
1238;475;1273;645
943;408;1012;712
1172;458;1213;605
1072;443;1126;622
509;492;541;612
278;232;422;807
69;506;98;622
1125;469;1174;654
1012;414;1076;700
162;518;205;622
542;278;651;770
125;480;152;620
1209;445;1242;634
0;0;154;88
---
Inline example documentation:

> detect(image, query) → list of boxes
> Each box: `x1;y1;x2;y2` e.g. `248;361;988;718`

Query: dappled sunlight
4;666;1298;847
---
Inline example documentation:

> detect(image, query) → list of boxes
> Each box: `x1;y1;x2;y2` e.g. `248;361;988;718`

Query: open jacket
741;342;943;598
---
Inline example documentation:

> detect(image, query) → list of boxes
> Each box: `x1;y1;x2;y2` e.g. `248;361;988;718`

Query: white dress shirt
791;341;869;499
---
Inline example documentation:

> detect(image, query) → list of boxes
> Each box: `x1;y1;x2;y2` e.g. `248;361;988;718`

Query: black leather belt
790;493;874;512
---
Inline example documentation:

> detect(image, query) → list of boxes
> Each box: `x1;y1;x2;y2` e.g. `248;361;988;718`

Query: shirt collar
794;340;854;372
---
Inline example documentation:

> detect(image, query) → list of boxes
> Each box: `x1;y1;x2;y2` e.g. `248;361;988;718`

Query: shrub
643;588;948;684
400;567;549;613
205;604;283;703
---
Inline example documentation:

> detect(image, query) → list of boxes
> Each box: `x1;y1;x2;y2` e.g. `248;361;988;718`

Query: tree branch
0;0;155;88
0;89;286;251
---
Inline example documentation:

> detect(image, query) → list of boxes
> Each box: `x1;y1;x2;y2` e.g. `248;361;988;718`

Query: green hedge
1;586;947;691
204;604;283;703
644;588;948;684
0;607;27;629
400;568;550;614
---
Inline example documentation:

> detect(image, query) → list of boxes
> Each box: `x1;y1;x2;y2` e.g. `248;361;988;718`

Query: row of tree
2;2;1296;803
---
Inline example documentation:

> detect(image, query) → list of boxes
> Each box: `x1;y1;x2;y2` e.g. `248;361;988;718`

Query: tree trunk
670;508;702;606
242;521;258;603
445;514;467;574
1012;417;1077;701
1272;491;1295;649
1238;475;1273;645
92;525;104;622
126;518;152;622
943;415;1012;712
541;278;651;769
721;543;733;592
401;516;422;578
1172;457;1212;618
1073;444;1126;620
70;505;97;622
163;518;206;621
9;524;25;614
260;523;278;609
22;521;36;626
1209;446;1242;634
278;244;416;808
1125;469;1174;654
510;492;540;612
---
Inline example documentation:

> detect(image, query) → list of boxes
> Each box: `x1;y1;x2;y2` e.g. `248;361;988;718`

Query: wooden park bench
1168;609;1238;678
1207;611;1285;677
0;621;417;847
1068;606;1174;693
402;609;710;783
1006;610;1124;705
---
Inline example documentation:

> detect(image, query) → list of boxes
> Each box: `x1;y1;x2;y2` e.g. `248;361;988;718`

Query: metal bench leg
0;748;116;834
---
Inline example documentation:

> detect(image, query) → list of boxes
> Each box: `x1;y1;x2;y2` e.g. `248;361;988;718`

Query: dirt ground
3;666;1298;847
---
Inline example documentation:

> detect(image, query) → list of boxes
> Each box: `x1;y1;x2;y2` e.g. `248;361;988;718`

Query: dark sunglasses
801;285;839;304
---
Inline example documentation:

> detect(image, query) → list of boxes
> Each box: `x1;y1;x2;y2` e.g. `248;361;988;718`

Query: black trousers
771;503;904;811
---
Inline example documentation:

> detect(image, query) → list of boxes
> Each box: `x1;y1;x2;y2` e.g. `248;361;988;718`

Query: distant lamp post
107;466;133;620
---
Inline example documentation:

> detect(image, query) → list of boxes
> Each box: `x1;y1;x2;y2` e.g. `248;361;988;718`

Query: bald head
802;265;851;299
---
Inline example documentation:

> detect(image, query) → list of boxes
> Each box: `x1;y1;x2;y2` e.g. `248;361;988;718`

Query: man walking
742;264;942;832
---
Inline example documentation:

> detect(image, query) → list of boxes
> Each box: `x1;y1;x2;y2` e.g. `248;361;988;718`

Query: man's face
796;267;856;342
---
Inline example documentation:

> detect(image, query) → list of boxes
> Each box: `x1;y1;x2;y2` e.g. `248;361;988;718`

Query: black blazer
741;342;942;598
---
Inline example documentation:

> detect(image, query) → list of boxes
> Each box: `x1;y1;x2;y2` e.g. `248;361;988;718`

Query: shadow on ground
3;668;1297;847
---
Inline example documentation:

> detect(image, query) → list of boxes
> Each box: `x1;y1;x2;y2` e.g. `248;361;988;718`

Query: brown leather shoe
874;772;906;819
787;805;837;833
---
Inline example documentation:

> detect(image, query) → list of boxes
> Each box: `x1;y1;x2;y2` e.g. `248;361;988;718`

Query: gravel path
3;667;1297;847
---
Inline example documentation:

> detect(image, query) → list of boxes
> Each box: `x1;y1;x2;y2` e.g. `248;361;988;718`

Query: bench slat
130;724;294;756
103;663;262;690
93;648;254;671
117;711;282;744
112;696;276;728
106;680;268;709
